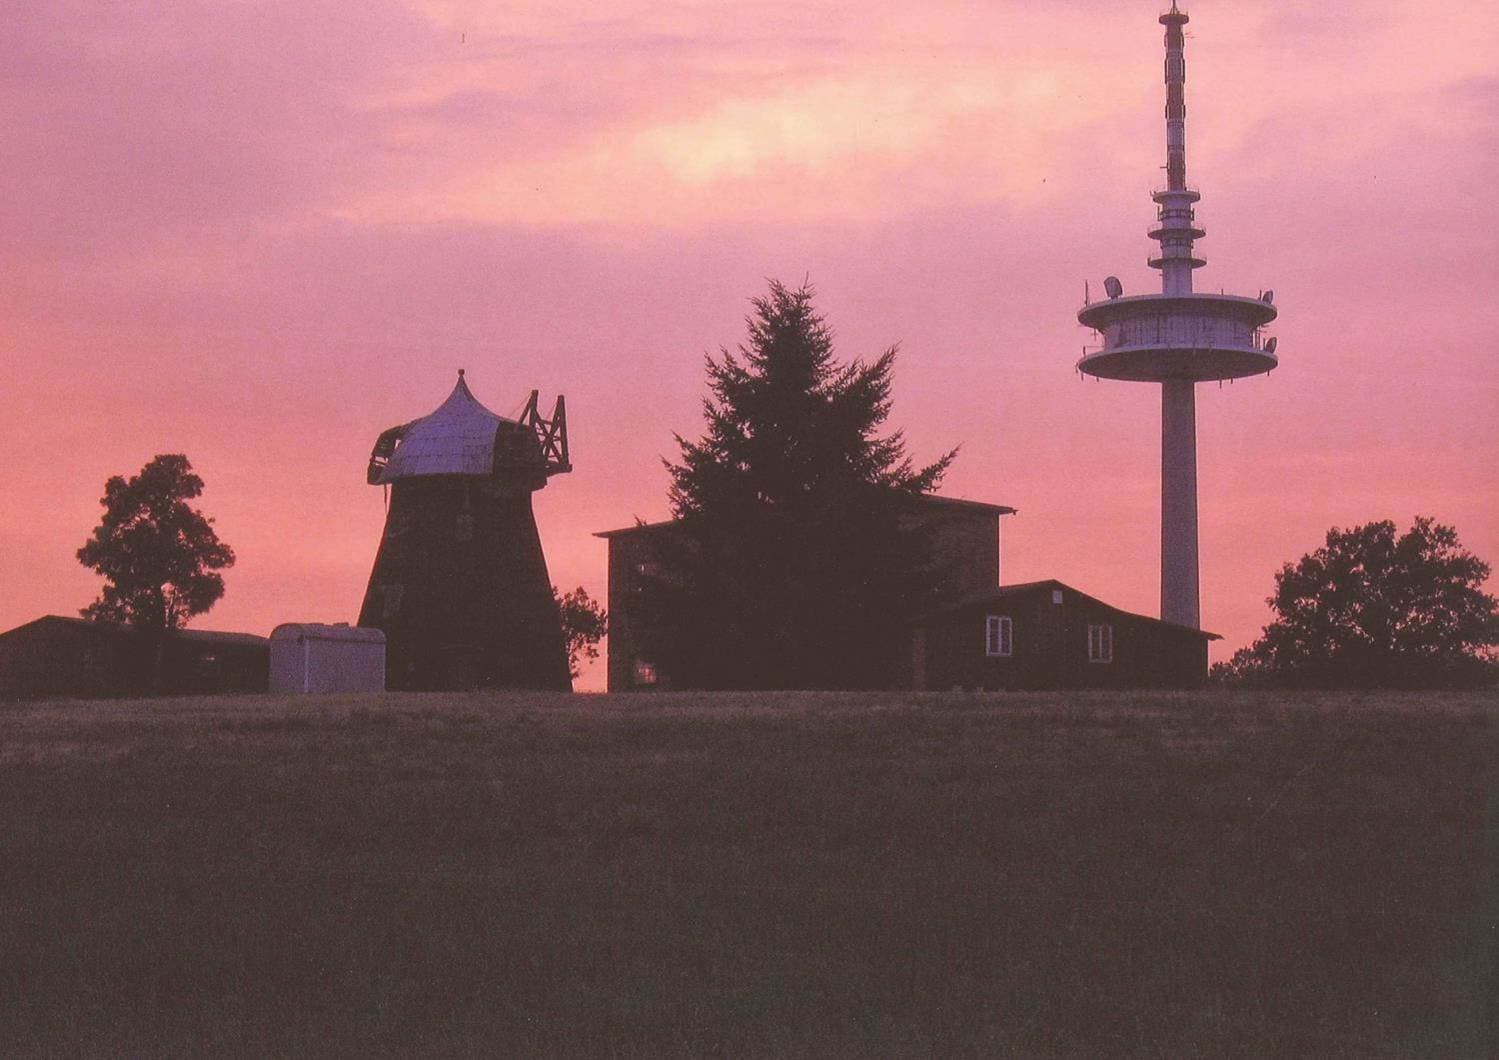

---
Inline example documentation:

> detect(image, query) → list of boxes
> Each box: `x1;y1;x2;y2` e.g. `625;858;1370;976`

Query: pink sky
3;1;1496;690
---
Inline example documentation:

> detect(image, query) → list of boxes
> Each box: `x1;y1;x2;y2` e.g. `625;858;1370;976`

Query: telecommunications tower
1077;2;1277;629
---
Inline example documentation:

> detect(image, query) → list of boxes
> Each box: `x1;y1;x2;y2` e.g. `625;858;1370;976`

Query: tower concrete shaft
1161;379;1199;628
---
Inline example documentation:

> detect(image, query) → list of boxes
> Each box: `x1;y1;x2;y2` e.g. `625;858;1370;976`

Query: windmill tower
358;371;573;690
1077;2;1277;629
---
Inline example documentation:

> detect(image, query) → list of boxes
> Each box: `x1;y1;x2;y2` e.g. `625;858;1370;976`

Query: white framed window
985;615;1013;657
1088;624;1114;663
1052;589;1064;605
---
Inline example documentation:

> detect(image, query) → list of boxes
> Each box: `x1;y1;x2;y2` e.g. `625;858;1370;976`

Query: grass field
1;690;1493;1056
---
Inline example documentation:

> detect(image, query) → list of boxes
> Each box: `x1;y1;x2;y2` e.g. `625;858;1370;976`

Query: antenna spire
1150;2;1202;296
1161;3;1190;190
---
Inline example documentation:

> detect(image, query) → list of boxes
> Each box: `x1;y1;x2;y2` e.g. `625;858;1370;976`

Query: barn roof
376;371;515;483
916;580;1222;639
593;493;1015;539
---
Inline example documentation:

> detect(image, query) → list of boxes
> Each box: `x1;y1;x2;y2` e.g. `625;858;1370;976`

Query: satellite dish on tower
1261;290;1275;304
1264;336;1277;354
1103;276;1124;299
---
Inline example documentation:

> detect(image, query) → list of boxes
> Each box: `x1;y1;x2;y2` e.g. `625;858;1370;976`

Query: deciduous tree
77;454;235;631
1212;517;1498;688
553;585;607;680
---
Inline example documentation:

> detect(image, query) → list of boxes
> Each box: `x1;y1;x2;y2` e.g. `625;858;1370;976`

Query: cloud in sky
2;0;1496;688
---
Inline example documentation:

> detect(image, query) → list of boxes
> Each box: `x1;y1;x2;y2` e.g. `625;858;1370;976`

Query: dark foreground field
1;691;1493;1056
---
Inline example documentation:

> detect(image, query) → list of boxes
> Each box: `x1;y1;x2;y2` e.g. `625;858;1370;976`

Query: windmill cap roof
377;372;519;482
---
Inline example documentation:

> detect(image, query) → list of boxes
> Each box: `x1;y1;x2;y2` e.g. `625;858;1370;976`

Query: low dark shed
0;615;269;701
913;580;1218;691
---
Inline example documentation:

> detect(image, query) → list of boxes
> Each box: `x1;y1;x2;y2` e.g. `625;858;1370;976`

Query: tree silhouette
640;279;955;689
1214;517;1498;688
553;585;607;680
77;454;235;631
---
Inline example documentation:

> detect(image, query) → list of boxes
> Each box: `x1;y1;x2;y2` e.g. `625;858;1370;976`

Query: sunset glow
4;0;1496;689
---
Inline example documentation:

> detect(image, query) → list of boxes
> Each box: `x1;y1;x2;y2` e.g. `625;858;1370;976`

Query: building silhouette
912;581;1217;691
358;371;572;691
0;616;267;700
597;495;1014;691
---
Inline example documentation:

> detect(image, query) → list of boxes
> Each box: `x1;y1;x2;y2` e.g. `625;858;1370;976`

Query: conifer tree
641;280;954;689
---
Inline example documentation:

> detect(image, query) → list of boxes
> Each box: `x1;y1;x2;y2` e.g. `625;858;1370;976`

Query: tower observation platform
1076;2;1277;630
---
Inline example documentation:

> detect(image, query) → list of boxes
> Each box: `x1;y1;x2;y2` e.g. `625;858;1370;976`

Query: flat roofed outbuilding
269;624;386;694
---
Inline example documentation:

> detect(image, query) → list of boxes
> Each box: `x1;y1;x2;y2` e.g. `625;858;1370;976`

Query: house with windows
911;580;1217;691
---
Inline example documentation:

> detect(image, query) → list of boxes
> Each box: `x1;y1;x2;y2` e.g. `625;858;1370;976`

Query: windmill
358;370;572;690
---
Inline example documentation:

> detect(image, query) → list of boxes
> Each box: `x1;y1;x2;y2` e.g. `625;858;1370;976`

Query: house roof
375;372;516;483
0;615;268;646
916;579;1222;639
593;493;1016;539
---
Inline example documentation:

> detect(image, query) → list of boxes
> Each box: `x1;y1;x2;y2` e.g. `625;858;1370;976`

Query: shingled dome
375;371;514;483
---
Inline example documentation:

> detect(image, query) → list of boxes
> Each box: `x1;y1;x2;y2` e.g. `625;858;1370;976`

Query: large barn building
0;615;269;701
596;495;1015;692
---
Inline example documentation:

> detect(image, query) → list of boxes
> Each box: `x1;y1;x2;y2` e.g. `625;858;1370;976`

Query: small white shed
269;624;386;694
